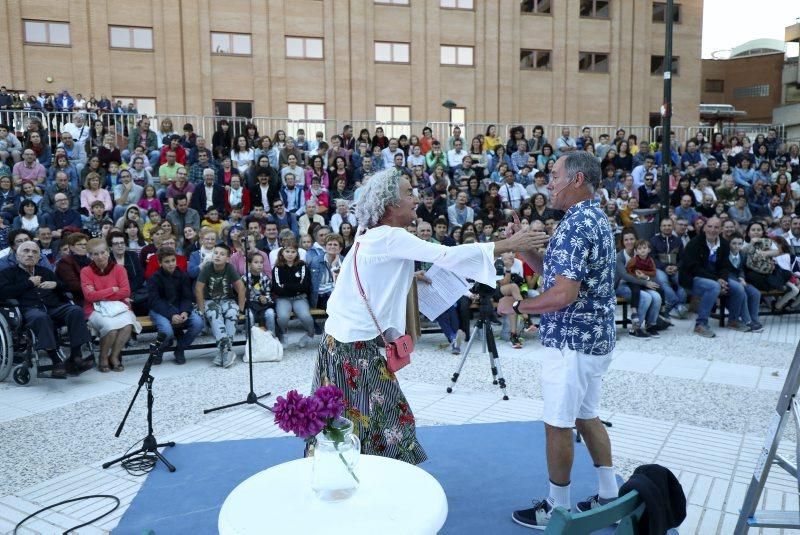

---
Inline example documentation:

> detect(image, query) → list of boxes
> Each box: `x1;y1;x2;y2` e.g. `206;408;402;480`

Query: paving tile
703;361;761;388
652;356;710;380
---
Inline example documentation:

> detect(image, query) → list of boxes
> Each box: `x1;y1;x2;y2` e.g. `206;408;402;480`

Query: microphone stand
204;230;272;414
103;333;176;472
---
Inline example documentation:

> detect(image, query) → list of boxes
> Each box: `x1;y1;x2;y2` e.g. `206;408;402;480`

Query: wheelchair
0;300;94;386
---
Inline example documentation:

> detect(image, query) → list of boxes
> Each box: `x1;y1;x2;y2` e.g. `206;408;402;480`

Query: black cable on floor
13;494;120;535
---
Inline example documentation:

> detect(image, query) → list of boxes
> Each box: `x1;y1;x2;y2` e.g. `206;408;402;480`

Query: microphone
141;332;168;385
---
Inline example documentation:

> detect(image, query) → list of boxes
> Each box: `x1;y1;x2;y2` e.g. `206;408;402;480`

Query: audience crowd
1;88;799;375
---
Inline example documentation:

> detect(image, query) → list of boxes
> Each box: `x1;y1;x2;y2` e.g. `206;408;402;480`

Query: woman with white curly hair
313;168;546;464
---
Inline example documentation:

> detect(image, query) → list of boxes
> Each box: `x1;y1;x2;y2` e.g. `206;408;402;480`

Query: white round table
218;455;448;535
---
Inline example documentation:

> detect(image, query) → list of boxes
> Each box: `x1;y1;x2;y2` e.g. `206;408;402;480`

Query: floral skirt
313;334;428;465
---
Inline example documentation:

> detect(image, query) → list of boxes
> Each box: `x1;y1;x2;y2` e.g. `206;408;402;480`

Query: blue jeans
616;283;660;326
727;278;759;325
435;305;460;342
150;310;204;350
655;269;687;312
248;307;276;334
690;277;722;326
275;295;315;336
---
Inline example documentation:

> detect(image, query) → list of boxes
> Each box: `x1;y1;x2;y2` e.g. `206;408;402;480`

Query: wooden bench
714;288;794;327
123;297;631;357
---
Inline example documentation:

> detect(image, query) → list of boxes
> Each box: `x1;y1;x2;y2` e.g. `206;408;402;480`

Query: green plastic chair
544;490;644;534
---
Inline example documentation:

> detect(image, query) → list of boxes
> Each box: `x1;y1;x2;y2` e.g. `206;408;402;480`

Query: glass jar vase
311;417;361;502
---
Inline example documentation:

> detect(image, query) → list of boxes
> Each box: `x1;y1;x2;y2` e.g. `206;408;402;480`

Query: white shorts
540;346;613;429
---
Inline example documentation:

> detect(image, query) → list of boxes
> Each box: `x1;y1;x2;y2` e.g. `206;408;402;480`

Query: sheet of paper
416;265;472;321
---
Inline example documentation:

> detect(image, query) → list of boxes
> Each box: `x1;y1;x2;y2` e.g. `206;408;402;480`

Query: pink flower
272;390;326;439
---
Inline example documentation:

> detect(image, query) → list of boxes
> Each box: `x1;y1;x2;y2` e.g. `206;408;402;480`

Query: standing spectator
195;243;245;368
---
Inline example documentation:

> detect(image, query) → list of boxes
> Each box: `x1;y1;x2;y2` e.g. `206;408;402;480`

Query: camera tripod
445;296;509;400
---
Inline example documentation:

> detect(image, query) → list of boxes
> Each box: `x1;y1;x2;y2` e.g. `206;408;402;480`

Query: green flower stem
332;436;360;484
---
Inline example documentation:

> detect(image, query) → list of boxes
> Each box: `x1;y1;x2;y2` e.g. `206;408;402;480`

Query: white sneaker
298;334;314;349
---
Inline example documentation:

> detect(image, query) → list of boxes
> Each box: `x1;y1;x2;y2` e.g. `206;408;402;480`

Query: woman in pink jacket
80;238;141;372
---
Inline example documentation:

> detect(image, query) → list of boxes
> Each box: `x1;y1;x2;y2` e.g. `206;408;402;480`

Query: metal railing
6;110;788;155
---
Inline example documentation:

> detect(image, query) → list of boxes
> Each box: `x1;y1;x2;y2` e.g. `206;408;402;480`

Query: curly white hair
354;168;405;230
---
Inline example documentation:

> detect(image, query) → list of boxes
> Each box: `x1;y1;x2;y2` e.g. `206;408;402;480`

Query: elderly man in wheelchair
0;240;93;379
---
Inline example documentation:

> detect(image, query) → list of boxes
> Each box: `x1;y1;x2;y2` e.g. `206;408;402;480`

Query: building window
23;20;70;46
449;107;466;128
109;26;153;50
374;42;410;63
705;79;724;93
288;103;327;137
211;32;252;56
732;85;770;98
285;37;324;59
652;2;681;23
520;49;552;70
578;52;608;73
650;55;679;75
579;0;610;18
113;97;156;116
441;45;474;66
375;105;411;138
213;100;253;137
521;0;552;14
440;0;473;9
375;0;408;4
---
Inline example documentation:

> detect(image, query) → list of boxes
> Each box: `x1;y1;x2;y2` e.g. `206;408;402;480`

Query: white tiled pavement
2;315;800;534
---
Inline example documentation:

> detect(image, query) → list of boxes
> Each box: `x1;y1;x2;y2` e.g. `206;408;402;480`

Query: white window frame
211;32;252;56
288;103;327;138
23;20;71;46
285;36;324;59
375;105;411;138
109;26;154;51
374;42;410;64
375;0;409;4
440;45;474;66
440;0;474;9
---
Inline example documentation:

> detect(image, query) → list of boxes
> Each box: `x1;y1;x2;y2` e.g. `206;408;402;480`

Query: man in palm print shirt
498;152;617;529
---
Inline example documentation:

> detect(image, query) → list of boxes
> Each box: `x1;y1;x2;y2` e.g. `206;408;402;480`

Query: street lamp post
659;0;675;222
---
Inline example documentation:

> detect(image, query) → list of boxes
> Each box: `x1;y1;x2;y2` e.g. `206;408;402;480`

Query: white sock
547;480;571;510
596;465;618;500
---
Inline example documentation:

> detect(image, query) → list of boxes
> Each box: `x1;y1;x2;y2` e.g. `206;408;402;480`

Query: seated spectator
12;199;46;234
47;154;80;190
271;240;315;347
650;218;688;318
616;230;664;338
191;167;225;217
111;169;143;222
81;172;113;215
245;252;276;335
188;227;217;279
637;174;661;209
145;234;187;278
107;230;146;315
298;202;324;237
225;175;251;215
36;226;59;268
147;246;204;365
166;194;201;238
12;148;47;186
123;219;146;253
159;135;187;166
743;220;798;310
674;194;699;225
0;123;23;164
447;191;474;232
0;174;18;223
747;180;771;218
129;156;154;188
304;175;330;218
727;233;763;332
41;171;80;217
79;156;107;189
83;201;111;238
728;196;752;226
26;131;51;168
696;195;717;218
306;225;331;264
230;231;270;277
309;233;344;311
80;238;140;372
0;228;54;271
330;199;356;234
195;243;245;368
679;217;745;338
268;198;299;236
0;240;93;377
